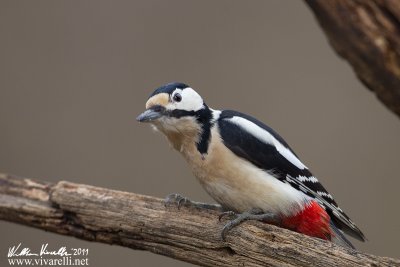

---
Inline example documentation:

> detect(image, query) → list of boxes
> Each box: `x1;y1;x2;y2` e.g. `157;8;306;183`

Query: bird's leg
164;193;222;211
219;208;279;241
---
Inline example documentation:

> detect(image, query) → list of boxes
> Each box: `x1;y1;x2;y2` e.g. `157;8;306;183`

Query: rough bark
0;173;399;267
305;0;400;118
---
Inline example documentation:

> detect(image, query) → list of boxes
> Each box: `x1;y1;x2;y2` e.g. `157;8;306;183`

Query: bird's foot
218;210;237;221
164;193;192;210
219;208;279;241
164;193;223;211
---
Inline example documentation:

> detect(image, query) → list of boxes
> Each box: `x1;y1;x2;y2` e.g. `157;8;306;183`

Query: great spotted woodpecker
137;82;365;248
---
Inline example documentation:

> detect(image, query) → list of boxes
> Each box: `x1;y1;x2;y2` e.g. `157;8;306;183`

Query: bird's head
137;82;212;135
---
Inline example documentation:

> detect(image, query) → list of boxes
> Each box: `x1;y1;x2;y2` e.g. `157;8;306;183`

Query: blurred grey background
1;1;400;266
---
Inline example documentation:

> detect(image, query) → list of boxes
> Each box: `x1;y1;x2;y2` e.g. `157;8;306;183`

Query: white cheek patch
166;87;204;111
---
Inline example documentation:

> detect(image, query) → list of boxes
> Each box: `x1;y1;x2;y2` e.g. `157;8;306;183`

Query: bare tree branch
305;0;400;118
0;173;398;267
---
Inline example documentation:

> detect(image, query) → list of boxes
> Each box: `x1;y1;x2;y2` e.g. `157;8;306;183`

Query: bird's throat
161;107;214;156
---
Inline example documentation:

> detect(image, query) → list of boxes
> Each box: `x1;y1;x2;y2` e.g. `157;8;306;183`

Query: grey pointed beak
136;107;165;122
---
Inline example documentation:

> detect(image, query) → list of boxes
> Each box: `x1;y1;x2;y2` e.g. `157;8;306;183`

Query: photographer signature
8;243;72;257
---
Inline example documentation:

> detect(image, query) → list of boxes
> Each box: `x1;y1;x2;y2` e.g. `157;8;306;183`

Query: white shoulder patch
227;116;307;169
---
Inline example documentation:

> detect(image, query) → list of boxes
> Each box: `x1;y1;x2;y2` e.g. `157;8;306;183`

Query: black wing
217;110;365;241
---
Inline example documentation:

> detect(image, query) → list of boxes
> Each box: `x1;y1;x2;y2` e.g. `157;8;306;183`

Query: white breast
179;126;308;217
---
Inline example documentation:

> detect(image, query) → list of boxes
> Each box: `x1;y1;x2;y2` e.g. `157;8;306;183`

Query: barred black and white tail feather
330;222;355;249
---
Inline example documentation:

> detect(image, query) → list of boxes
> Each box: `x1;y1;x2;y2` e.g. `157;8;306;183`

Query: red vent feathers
281;201;332;240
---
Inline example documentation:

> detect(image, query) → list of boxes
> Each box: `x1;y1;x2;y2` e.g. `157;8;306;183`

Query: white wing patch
227;116;307;169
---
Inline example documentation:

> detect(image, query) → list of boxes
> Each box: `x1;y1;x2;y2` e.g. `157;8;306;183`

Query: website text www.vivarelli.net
7;243;89;266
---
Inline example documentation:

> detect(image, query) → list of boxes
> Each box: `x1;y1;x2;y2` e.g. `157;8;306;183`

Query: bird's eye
173;93;182;102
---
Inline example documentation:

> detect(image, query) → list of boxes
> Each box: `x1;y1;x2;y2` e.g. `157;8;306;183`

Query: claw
218;211;236;222
164;193;191;210
221;220;235;241
177;197;187;208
